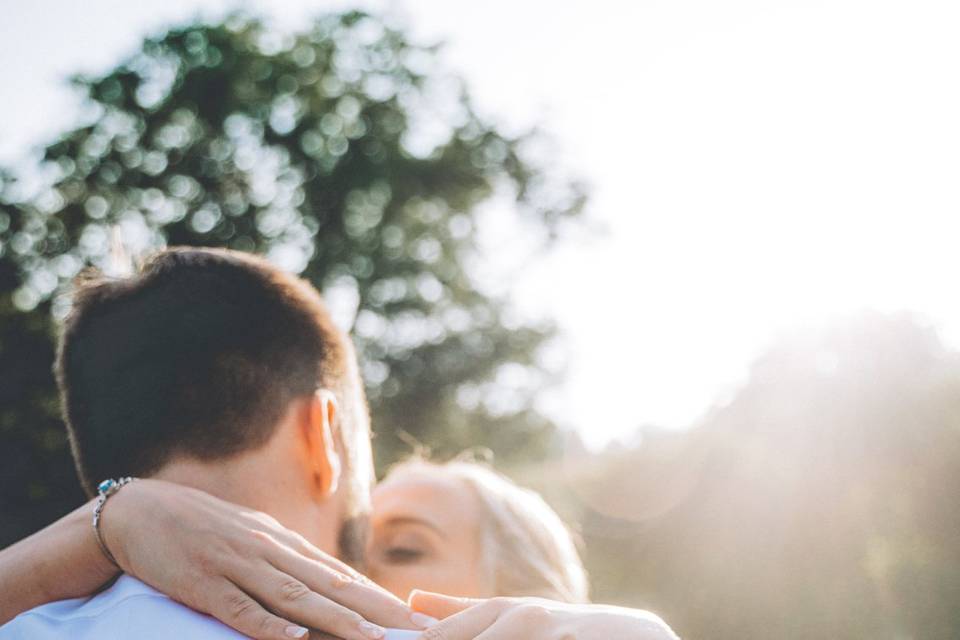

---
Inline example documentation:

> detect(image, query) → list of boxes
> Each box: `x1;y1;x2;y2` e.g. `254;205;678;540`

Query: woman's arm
409;591;680;640
0;499;117;625
0;479;424;640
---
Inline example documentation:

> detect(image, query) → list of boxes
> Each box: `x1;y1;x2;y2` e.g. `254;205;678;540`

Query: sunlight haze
2;0;958;447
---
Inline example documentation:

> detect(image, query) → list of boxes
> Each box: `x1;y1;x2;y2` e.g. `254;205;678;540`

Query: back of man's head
56;247;366;495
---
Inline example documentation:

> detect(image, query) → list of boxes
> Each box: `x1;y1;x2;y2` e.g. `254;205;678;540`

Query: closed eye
384;547;425;564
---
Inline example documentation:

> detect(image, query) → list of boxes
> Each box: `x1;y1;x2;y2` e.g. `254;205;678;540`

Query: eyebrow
381;515;448;540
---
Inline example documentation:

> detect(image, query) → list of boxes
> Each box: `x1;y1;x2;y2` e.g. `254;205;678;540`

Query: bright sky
2;0;959;447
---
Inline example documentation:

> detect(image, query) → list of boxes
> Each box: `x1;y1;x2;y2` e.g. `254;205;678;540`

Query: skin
0;461;680;640
0;392;422;640
366;467;491;600
0;402;680;640
411;592;681;640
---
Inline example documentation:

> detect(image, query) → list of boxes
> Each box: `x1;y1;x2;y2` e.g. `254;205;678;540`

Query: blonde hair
386;458;589;603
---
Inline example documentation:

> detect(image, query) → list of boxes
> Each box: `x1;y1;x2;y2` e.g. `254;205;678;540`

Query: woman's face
366;467;492;600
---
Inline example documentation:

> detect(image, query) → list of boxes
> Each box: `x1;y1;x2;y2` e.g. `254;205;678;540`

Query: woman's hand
100;479;425;640
408;591;680;640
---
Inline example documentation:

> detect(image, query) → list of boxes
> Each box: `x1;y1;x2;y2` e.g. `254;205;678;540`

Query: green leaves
0;9;584;542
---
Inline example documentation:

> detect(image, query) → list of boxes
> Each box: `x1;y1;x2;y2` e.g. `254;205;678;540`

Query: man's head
56;247;374;561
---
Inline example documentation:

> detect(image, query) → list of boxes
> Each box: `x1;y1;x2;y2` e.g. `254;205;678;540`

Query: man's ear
305;389;341;498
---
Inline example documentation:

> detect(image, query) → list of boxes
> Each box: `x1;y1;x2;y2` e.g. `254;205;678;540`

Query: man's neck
152;442;339;554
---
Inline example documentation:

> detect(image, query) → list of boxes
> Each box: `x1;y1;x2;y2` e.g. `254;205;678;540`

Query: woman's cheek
373;563;432;601
417;563;475;599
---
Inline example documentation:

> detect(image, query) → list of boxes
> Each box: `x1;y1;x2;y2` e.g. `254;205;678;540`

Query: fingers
475;604;555;640
263;524;360;580
206;578;310;640
414;598;509;640
408;591;481;620
250;524;345;579
246;566;390;640
267;538;424;631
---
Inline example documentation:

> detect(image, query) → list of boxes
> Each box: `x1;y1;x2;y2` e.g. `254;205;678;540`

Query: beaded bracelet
92;477;137;568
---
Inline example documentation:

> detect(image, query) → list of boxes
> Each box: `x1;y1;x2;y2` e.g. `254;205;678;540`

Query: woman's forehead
372;467;480;524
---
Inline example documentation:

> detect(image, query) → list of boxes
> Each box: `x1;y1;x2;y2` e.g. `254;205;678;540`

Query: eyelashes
383;547;426;564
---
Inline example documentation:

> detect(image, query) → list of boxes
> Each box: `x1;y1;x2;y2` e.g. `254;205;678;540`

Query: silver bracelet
92;477;137;568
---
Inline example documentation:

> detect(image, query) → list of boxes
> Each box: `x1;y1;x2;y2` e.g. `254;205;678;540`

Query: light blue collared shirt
0;574;419;640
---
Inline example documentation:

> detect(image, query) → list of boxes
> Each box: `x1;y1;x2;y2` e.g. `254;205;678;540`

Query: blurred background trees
0;11;584;543
524;312;960;639
2;8;959;640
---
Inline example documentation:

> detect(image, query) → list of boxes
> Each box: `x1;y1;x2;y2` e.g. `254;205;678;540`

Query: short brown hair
56;247;359;494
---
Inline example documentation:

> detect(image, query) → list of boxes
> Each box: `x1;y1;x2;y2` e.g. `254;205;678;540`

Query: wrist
95;478;142;572
80;503;121;584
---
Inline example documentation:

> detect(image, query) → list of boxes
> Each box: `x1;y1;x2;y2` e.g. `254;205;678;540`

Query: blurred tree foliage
5;12;953;639
527;312;960;639
0;11;584;544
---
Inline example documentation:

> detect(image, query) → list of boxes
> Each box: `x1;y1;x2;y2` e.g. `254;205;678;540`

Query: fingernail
358;621;386;639
411;612;439;628
285;625;308;638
